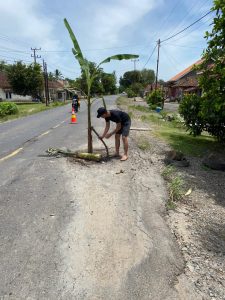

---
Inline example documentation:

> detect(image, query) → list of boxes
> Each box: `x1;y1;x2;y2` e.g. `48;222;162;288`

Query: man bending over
97;107;131;161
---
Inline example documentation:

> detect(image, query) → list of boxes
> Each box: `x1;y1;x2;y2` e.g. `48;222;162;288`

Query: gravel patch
120;97;225;299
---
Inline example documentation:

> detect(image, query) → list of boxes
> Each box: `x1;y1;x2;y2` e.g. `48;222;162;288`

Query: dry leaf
184;188;192;196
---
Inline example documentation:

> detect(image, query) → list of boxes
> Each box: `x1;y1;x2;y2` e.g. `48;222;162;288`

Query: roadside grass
161;165;184;210
161;165;175;180
141;112;223;157
0;101;69;123
117;96;129;106
128;111;134;119
168;176;184;203
129;105;150;113
137;135;151;151
118;95;223;157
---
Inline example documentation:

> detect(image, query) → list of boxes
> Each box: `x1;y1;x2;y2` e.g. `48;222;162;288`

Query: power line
0;54;33;63
131;59;139;71
152;0;181;42
142;44;157;68
164;15;213;44
161;10;213;43
160;48;180;73
0;46;29;54
0;34;31;48
163;0;211;40
31;47;41;64
163;43;205;49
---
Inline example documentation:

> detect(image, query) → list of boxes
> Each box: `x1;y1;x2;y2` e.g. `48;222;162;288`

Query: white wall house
0;72;32;102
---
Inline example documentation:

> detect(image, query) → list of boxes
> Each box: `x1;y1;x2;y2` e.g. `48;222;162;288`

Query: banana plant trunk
87;95;93;153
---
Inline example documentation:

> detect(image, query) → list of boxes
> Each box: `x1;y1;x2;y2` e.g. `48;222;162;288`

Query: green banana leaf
64;18;89;75
98;54;139;66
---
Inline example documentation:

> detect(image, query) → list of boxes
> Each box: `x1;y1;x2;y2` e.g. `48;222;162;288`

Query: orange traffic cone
71;111;77;124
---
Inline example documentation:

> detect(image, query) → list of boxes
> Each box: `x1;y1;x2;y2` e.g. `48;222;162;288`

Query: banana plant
64;18;139;153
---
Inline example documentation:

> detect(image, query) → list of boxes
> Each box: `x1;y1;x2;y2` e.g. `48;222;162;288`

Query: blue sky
0;0;214;82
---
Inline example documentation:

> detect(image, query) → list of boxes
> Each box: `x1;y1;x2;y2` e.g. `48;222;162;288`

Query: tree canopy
198;0;225;141
73;61;117;96
119;69;155;89
179;0;225;141
119;69;156;96
7;62;43;97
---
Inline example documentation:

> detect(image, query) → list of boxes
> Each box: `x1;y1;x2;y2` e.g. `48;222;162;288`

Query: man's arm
105;122;121;138
101;121;110;139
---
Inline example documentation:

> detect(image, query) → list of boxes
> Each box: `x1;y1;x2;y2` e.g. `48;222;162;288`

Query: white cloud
0;0;214;81
82;0;161;48
0;0;63;70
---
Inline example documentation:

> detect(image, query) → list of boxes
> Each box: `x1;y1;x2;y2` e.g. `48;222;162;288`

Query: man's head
97;107;108;118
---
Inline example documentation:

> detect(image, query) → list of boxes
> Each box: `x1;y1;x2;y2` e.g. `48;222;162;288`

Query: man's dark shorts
117;120;131;137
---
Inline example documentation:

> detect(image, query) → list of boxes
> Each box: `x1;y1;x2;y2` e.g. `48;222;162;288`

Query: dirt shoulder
56;99;202;299
119;97;225;300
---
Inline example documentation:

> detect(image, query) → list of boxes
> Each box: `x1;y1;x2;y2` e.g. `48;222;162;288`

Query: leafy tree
158;79;166;86
78;61;104;95
64;18;138;153
119;69;155;88
179;94;204;136
0;60;11;72
48;72;55;81
129;83;144;97
146;89;163;110
54;69;63;80
101;71;117;94
198;0;225;141
65;77;75;86
140;69;155;85
125;88;136;98
180;0;225;141
119;70;141;89
48;69;63;81
7;62;43;97
119;69;155;96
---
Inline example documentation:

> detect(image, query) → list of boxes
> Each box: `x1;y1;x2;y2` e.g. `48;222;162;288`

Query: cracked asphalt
0;96;185;299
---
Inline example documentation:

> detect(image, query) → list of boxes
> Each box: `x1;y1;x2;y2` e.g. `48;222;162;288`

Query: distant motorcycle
72;99;78;113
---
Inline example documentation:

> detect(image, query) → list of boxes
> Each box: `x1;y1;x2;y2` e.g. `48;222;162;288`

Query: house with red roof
0;71;72;102
0;72;32;101
166;59;203;102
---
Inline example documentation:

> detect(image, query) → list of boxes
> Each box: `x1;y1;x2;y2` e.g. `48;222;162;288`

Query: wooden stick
130;127;152;131
91;126;109;157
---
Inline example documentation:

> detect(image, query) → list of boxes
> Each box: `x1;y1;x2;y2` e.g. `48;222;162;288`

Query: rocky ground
120;98;225;300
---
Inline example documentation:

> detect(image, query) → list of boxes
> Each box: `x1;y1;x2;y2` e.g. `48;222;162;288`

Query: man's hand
105;133;112;139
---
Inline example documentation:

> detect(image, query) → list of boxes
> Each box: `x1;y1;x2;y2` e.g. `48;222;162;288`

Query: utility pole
131;58;139;71
31;47;41;64
155;39;161;90
43;59;49;106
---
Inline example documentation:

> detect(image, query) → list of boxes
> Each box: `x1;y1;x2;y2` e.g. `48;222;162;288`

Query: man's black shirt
105;110;130;125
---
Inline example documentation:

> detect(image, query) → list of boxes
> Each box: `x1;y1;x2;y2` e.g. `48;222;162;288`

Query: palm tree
64;18;139;153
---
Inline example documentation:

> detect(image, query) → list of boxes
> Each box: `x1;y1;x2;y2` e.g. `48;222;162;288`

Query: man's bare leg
121;136;128;161
115;134;121;157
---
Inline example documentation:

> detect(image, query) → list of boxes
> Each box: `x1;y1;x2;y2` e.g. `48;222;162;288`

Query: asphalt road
0;96;116;299
0;98;108;160
0;96;186;299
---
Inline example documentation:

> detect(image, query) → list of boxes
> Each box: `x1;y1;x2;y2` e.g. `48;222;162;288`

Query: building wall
0;88;5;100
0;88;32;101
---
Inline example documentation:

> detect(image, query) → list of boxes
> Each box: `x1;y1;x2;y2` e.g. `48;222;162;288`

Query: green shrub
125;88;136;98
179;94;204;136
0;102;19;117
53;101;63;106
146;89;163;109
149;104;158;111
